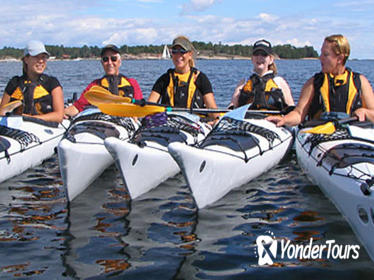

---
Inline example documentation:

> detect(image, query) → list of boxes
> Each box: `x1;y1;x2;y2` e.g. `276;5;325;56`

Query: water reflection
0;156;68;279
1;60;374;279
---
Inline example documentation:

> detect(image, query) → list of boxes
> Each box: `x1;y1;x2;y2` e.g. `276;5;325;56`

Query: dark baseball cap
171;37;195;52
101;44;120;56
253;39;273;55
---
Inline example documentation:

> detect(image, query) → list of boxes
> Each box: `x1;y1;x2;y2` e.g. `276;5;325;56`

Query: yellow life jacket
163;68;204;108
9;74;53;115
238;72;286;110
309;69;362;119
99;75;134;98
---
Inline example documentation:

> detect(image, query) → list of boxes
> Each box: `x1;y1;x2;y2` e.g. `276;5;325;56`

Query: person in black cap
64;44;143;117
148;35;219;120
229;39;294;110
0;40;64;123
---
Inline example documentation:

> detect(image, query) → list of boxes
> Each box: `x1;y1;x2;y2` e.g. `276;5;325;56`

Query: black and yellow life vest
99;74;134;98
308;69;362;120
237;72;286;110
9;74;53;115
161;68;204;108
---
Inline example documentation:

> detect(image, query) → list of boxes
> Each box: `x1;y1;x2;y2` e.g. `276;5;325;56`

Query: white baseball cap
24;40;50;57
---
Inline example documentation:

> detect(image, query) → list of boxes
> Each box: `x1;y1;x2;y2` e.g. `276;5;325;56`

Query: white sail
161;45;171;59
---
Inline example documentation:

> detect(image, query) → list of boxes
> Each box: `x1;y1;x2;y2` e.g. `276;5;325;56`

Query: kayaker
267;34;374;126
228;39;294;110
0;40;64;123
148;35;219;120
64;44;143;117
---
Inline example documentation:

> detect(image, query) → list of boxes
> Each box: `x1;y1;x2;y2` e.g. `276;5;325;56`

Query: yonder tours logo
255;231;361;265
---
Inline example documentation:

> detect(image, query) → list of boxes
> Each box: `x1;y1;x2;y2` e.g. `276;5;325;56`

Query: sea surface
0;59;374;279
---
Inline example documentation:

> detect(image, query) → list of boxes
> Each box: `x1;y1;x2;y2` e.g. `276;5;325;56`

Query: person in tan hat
64;44;143;117
0;40;64;122
229;39;294;110
267;34;374;126
148;35;219;119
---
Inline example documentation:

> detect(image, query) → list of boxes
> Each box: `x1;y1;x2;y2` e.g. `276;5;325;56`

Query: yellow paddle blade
84;85;132;106
96;102;166;117
303;121;336;134
0;100;22;115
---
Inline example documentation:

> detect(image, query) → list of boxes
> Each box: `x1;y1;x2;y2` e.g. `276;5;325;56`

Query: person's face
319;40;343;74
24;53;48;75
101;50;121;75
251;50;274;75
171;46;192;73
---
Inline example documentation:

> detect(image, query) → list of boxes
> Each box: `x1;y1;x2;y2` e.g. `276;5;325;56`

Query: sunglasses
253;50;269;57
102;55;119;62
171;49;189;55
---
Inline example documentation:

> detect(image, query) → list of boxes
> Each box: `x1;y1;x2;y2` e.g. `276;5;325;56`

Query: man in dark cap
64;44;143;117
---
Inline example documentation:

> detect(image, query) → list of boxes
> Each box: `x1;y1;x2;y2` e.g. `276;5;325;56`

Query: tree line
0;41;318;59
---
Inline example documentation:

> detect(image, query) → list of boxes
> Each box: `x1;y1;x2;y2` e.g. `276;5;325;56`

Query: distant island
0;41;318;60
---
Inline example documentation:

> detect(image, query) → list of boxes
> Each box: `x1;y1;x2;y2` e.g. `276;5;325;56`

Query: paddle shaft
130;98;289;115
333;116;358;125
84;87;293;117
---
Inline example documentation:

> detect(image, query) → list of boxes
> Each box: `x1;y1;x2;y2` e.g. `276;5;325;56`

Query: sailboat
161;45;171;59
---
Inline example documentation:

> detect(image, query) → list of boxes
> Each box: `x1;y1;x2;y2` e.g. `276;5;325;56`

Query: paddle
303;116;358;134
85;88;288;117
0;100;22;116
85;100;288;118
84;85;132;105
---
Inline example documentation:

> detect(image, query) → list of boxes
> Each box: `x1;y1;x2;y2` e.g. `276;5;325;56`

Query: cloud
1;0;373;58
334;0;374;8
257;13;278;23
182;0;221;14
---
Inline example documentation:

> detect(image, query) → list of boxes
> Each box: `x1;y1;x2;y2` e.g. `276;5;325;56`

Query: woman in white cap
229;39;294;110
0;40;64;122
148;35;219;119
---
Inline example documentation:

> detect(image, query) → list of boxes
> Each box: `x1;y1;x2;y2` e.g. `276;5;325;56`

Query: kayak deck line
105;112;212;200
169;116;294;208
296;123;374;262
0;116;69;184
198;117;288;162
58;110;139;201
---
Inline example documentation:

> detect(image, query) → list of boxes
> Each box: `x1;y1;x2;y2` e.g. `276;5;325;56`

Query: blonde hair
269;55;278;75
324;34;350;64
172;35;196;68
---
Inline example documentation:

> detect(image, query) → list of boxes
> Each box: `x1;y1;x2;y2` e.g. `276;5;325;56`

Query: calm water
1;59;374;279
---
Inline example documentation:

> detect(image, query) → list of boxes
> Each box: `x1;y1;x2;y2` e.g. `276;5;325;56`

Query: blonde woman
229;39;294;110
148;36;218;115
267;34;374;126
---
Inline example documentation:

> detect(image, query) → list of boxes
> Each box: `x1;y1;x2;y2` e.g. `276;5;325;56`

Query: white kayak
104;112;211;199
58;108;138;201
0;115;69;183
296;120;374;262
168;114;294;208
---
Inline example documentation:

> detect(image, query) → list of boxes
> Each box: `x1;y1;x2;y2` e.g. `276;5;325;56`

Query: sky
1;0;374;59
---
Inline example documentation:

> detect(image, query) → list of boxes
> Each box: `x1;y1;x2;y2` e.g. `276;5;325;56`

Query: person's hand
266;115;286;127
207;118;219;127
353;108;368;122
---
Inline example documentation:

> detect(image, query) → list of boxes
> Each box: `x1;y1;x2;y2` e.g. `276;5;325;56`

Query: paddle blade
303;121;336;134
222;104;250;121
84;85;132;105
0;100;22;115
95;102;166;117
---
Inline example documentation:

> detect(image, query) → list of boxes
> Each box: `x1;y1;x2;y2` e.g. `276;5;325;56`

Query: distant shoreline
0;53;321;62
